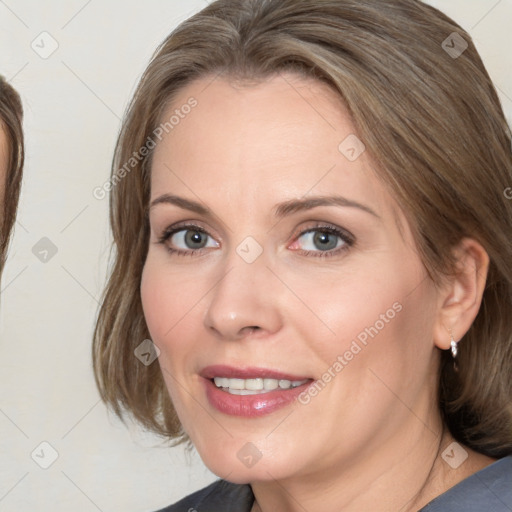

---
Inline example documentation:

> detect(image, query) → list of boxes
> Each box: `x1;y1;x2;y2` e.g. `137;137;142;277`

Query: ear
433;238;489;350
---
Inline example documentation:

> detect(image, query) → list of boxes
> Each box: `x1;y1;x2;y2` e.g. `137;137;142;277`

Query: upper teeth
213;377;308;395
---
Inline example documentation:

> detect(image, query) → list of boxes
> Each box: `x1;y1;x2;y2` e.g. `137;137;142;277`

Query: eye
289;225;354;257
299;230;341;251
159;225;219;255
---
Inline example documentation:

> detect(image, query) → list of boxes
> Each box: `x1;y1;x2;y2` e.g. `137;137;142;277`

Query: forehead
158;73;353;161
150;73;400;224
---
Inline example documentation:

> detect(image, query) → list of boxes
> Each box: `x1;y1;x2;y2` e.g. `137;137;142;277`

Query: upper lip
200;364;312;381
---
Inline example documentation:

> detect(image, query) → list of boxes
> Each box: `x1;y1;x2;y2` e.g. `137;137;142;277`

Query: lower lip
204;378;312;417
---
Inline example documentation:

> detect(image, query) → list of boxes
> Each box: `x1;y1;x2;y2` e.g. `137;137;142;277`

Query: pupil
186;231;206;248
313;231;337;251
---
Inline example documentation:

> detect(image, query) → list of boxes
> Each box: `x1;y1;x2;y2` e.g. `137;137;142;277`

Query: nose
203;257;283;341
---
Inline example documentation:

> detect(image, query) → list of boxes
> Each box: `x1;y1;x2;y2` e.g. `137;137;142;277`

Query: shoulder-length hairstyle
93;0;512;457
0;76;24;277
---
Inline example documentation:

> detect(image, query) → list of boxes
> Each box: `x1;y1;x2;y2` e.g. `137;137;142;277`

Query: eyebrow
150;194;209;215
149;194;379;219
274;196;379;219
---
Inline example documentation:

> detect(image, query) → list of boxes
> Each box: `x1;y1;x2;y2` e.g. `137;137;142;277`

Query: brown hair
0;76;24;277
93;0;512;456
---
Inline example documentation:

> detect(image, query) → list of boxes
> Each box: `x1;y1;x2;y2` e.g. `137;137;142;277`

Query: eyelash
157;223;210;258
296;225;354;258
157;222;355;259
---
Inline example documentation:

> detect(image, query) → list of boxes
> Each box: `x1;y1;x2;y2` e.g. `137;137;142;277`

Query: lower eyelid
298;244;351;258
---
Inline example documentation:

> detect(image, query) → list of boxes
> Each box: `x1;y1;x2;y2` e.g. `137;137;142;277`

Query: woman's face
141;73;443;483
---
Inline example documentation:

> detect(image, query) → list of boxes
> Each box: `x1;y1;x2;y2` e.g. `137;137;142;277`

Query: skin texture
141;73;494;512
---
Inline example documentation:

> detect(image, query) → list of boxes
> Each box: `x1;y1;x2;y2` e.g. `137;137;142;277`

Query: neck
250;419;495;512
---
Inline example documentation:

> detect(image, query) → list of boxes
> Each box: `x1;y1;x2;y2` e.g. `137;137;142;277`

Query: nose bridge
203;245;282;340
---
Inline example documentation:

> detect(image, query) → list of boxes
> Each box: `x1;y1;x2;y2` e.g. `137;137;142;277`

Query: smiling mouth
202;366;314;416
212;377;310;395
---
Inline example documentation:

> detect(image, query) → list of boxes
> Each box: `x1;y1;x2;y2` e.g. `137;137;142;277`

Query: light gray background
0;1;511;511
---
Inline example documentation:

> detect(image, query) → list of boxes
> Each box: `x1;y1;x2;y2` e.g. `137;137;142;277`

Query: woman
93;0;512;510
0;76;24;281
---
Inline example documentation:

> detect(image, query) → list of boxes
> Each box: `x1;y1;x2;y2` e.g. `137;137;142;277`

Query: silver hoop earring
450;330;459;371
450;338;458;358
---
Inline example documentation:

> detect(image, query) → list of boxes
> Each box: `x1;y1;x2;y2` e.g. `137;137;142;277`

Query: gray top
157;455;512;511
420;455;512;511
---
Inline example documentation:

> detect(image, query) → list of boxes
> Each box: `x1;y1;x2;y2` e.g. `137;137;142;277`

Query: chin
193;436;303;484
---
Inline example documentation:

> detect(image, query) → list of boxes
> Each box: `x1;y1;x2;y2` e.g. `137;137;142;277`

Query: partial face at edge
141;73;443;483
0;125;7;217
0;125;8;236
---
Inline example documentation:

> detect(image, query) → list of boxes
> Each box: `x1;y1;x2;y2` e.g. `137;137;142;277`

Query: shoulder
153;479;254;512
420;455;512;511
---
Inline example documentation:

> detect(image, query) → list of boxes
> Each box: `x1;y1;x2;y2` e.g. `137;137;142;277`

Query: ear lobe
433;238;489;350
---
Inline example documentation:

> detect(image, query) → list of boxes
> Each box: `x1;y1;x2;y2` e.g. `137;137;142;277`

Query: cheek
140;262;169;343
322;269;437;409
295;259;435;400
141;256;197;343
282;265;411;364
140;260;193;412
140;254;211;378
